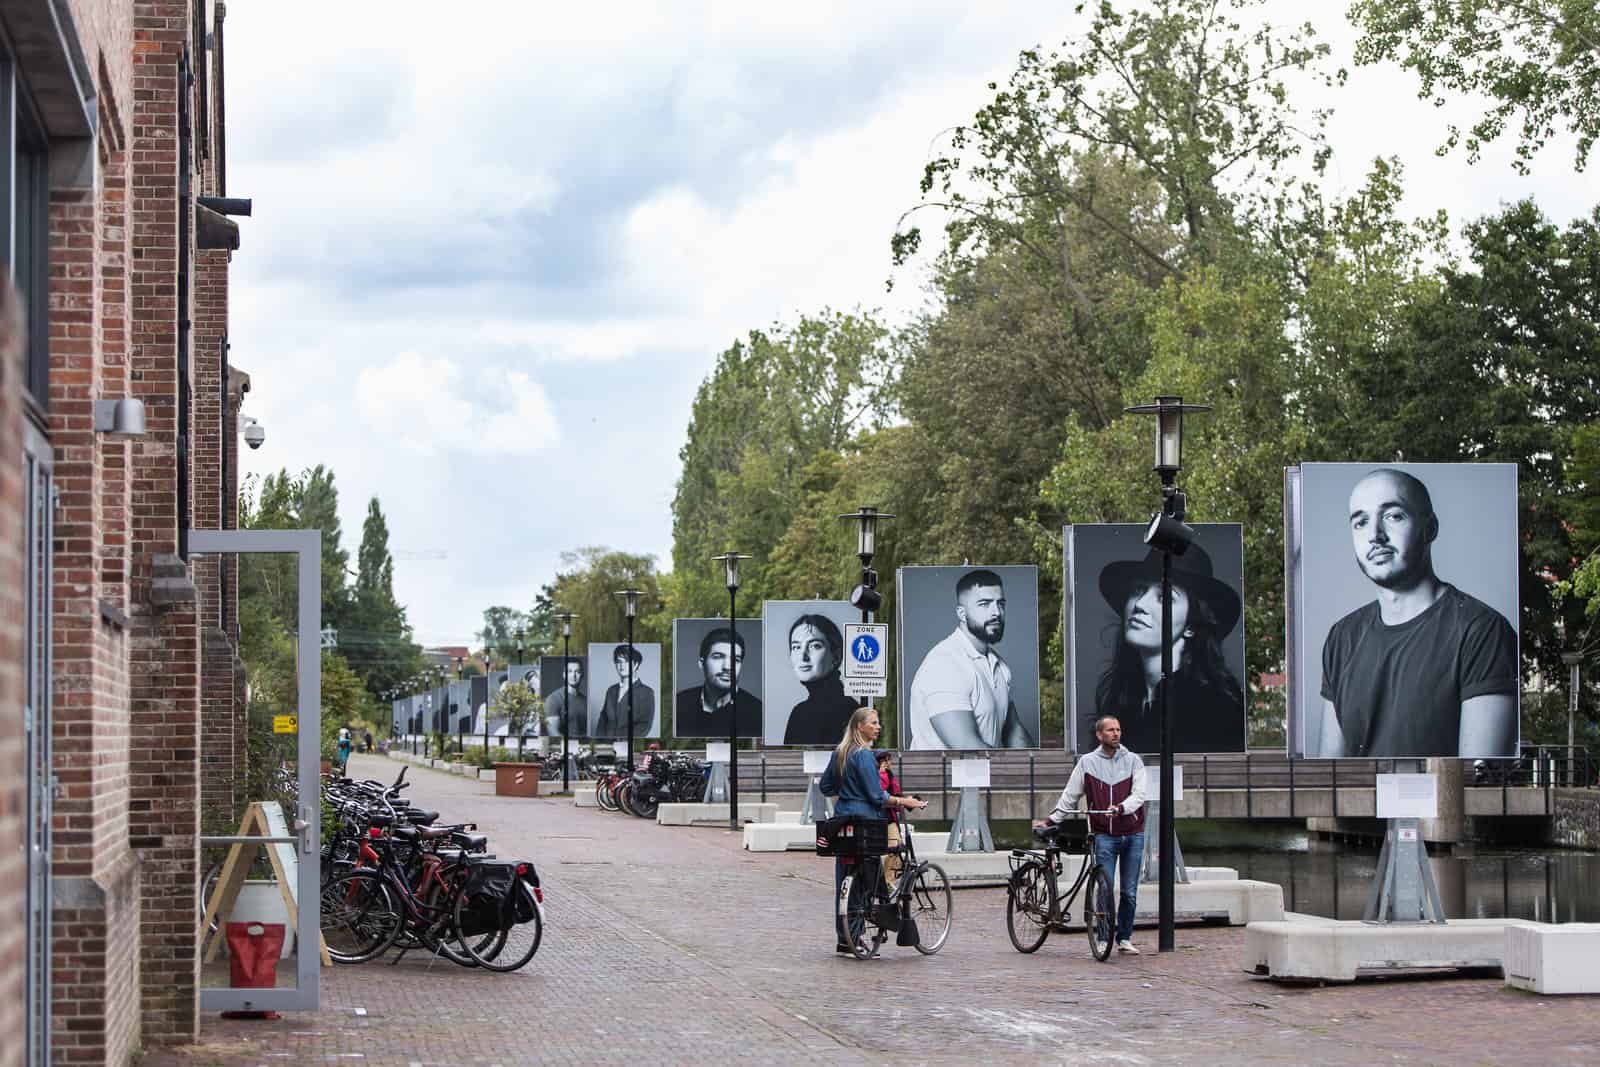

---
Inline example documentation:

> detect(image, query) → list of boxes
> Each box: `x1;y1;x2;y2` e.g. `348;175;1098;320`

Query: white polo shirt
909;625;1013;748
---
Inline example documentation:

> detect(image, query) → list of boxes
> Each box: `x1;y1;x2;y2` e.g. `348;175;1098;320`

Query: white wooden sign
802;750;832;775
950;758;991;788
1376;773;1438;820
705;741;731;763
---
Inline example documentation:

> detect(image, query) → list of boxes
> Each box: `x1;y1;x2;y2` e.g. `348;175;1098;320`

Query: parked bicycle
1004;814;1117;960
831;808;952;960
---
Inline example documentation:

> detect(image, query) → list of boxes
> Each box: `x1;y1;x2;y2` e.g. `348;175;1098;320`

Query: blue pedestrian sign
844;623;888;696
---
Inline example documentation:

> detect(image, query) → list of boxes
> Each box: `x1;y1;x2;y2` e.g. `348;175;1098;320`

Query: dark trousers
1093;830;1145;943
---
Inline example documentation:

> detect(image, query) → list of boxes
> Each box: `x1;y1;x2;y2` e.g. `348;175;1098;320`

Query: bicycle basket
814;816;889;858
457;860;536;936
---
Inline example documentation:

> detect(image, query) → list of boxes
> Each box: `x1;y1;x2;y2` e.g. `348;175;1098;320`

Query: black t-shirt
1321;584;1517;757
673;687;762;738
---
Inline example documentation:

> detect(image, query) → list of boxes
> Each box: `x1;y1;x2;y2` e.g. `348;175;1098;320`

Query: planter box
495;763;542;797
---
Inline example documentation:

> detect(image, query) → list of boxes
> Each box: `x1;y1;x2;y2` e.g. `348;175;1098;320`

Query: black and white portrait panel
761;600;859;746
1065;523;1247;756
539;655;587;739
466;677;488;734
672;618;763;739
1288;462;1519;759
585;642;662;740
897;566;1041;750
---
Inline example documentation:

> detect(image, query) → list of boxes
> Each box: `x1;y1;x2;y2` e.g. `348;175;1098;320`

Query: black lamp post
839;506;893;713
613;588;646;770
512;628;526;760
713;551;751;830
556;611;579;792
1125;393;1208;954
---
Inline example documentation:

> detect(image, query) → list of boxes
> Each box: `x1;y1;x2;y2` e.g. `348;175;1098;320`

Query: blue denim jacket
819;747;886;819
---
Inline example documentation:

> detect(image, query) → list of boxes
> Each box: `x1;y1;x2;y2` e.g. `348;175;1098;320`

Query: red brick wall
127;0;203;1044
0;280;29;1067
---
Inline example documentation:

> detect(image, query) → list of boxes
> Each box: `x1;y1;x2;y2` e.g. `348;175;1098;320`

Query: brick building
0;1;253;1063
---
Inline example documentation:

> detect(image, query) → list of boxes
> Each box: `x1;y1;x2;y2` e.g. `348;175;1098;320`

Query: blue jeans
1093;831;1145;943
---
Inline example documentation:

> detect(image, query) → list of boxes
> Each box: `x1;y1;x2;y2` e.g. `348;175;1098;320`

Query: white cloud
355;353;560;457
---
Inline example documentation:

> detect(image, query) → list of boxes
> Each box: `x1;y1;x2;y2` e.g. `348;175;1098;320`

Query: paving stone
141;754;1600;1067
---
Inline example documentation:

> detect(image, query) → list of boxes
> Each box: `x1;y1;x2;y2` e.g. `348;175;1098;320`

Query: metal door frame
189;527;321;1012
23;419;53;1066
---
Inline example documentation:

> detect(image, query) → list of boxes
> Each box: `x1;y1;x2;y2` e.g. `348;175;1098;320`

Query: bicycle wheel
837;861;877;960
320;870;401;964
633;789;660;820
908;862;952;955
1005;862;1054;954
1084;864;1115;962
453;880;543;972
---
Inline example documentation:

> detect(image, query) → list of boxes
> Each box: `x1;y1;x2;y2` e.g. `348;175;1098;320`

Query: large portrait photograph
672;618;763;739
897;566;1041;750
761;600;858;746
1288;462;1520;759
585;642;662;740
539;655;588;739
1066;523;1247;756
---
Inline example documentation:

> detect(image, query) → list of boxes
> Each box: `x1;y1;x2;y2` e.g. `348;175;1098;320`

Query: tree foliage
1351;0;1600;171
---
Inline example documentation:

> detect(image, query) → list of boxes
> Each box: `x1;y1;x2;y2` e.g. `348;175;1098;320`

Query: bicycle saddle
407;809;440;824
1031;824;1062;841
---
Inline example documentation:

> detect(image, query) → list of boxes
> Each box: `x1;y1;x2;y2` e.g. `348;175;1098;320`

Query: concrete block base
1245;915;1540;982
743;822;819;851
657;802;778;827
1504;923;1600;994
574;789;599;808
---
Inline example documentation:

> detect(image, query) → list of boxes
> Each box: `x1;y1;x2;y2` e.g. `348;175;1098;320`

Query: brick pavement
142;754;1600;1067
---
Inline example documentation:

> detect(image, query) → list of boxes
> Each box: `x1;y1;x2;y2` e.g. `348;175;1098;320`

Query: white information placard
950;758;991;788
705;741;731;763
843;624;888;679
1376;773;1438;819
1142;765;1184;803
613;741;629;760
802;750;832;775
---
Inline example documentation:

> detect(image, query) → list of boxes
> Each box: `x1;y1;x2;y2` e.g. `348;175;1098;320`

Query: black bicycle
836;809;952;960
1005;815;1117;960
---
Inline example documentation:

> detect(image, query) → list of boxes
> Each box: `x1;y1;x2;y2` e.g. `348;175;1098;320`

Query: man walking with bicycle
1035;715;1147;954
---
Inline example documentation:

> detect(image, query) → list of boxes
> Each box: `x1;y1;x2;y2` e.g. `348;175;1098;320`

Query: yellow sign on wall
272;715;297;734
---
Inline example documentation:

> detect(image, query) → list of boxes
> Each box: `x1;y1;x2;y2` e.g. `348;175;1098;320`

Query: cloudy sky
223;2;1588;650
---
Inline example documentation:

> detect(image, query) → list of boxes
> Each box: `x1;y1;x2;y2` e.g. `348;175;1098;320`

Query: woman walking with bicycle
820;707;926;955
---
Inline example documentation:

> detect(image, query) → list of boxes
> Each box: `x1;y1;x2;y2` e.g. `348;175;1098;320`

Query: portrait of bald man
1315;466;1519;758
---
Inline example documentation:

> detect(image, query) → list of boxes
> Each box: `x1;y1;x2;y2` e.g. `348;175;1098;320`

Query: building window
0;55;50;417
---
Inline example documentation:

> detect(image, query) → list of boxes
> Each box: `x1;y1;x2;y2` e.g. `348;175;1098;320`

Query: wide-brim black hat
1097;542;1241;638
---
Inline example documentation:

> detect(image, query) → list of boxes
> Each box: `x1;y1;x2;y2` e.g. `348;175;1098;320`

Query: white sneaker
1117;939;1140;954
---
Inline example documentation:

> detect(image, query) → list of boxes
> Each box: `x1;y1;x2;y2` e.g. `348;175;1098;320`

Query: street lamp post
513;628;526;761
614;588;646;770
556;612;580;792
713;552;752;831
1126;394;1208;954
1562;651;1584;785
839;506;894;712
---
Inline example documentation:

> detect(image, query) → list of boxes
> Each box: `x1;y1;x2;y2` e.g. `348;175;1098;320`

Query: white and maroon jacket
1047;746;1147;837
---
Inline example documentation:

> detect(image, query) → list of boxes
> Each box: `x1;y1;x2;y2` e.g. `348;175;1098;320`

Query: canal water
929;819;1600;923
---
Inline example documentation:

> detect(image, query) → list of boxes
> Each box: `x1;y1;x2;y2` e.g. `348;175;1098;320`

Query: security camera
241;416;265;450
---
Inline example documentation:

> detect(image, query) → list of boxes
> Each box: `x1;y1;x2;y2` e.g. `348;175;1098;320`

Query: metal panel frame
189;527;321;1012
23;419;52;1066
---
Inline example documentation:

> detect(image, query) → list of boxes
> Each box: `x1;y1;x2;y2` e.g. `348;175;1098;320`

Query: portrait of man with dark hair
673;623;762;738
589;643;659;739
1316;467;1518;757
540;656;585;738
907;568;1036;749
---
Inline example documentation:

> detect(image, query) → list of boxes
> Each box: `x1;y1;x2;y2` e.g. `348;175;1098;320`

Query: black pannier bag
457;860;537;936
814;816;889;858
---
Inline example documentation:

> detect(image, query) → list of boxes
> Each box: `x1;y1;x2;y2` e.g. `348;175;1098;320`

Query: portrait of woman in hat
1067;524;1247;755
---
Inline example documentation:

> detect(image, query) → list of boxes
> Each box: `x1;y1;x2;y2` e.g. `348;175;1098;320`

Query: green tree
1351;0;1600;171
346;498;426;696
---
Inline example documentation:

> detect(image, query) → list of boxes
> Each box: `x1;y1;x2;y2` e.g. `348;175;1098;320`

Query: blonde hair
833;707;878;774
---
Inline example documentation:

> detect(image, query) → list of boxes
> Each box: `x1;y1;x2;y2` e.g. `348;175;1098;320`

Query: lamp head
712;551;751;591
839;506;895;563
1124;395;1209;480
614;588;646;619
556;610;578;638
